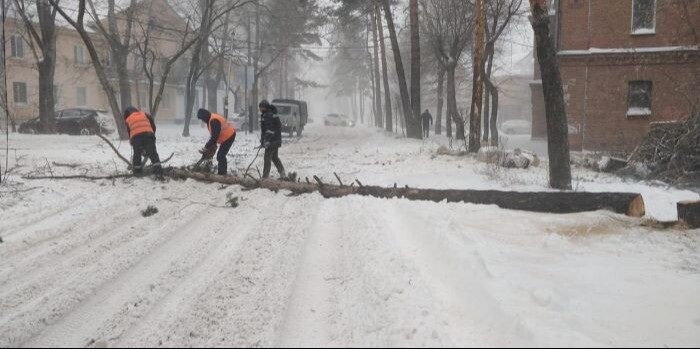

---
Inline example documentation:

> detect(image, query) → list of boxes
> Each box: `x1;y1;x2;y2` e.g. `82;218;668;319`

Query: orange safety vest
208;113;236;144
125;111;154;139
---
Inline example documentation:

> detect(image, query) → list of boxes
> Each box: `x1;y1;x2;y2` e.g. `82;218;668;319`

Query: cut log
170;169;645;217
678;201;700;229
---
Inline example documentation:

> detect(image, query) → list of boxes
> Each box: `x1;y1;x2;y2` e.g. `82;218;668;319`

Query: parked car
324;114;355;127
230;112;249;130
19;108;115;135
499;119;531;135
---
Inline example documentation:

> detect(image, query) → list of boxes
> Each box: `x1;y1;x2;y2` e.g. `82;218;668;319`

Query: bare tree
13;0;58;133
530;0;571;190
468;0;486;153
50;0;129;139
370;0;383;128
409;0;421;137
482;0;524;146
421;0;474;141
376;1;392;132
87;0;137;120
435;64;445;135
381;0;414;138
182;0;251;137
133;10;199;119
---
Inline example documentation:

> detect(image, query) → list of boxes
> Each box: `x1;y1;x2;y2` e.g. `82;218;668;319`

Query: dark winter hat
123;106;139;119
259;99;270;109
197;108;211;121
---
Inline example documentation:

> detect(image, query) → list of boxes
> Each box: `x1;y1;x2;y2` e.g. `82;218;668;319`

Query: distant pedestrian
421;109;433;138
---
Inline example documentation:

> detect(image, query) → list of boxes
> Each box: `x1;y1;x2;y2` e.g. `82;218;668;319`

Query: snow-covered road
1;123;699;347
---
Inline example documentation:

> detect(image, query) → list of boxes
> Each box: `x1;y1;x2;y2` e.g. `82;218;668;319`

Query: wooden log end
627;195;646;218
678;200;700;229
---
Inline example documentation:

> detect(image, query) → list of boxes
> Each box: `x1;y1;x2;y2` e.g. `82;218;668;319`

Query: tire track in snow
24;204;233;348
118;193;322;347
383;200;536;346
274;199;342;347
0;202;210;347
110;200;265;347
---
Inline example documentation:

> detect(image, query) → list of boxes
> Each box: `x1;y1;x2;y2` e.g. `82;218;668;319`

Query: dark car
19;108;114;135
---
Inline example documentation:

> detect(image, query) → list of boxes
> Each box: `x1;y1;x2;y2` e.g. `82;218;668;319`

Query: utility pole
245;13;251;133
1;0;8;183
468;0;486;153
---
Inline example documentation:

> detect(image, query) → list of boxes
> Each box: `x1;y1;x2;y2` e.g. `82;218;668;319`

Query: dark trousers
132;133;162;175
263;146;285;178
423;123;431;138
217;133;236;175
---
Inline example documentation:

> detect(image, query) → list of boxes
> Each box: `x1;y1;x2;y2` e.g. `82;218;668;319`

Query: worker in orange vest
197;108;237;175
124;106;163;176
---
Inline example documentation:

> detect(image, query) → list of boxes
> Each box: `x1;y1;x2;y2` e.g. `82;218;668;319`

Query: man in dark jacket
259;100;286;179
421;109;433;138
124;106;163;176
197;108;237;175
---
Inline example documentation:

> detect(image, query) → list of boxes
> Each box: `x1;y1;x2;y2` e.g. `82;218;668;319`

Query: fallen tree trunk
171;169;645;217
678;201;700;229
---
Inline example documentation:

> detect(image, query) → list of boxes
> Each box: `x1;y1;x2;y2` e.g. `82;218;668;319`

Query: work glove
199;146;216;159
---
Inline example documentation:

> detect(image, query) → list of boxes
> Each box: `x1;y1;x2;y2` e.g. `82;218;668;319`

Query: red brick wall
559;0;700;50
531;0;700;152
560;54;699;152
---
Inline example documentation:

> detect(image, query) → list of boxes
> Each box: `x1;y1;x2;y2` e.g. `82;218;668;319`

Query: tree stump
678;201;700;229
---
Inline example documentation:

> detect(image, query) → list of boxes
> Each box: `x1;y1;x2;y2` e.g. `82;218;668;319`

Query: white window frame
631;0;657;35
10;35;24;58
13;82;28;105
76;86;87;107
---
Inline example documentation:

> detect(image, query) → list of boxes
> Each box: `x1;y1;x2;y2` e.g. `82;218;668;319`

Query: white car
324;114;355;127
499;120;531;135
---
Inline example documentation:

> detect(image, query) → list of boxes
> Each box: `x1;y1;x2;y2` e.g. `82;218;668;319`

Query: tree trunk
171;169;646;217
678;201;700;229
447;65;465;140
483;49;494;142
409;0;421;138
382;0;413;138
468;0;486;153
436;66;445;135
530;0;572;190
37;52;56;134
36;0;57;134
370;4;382;128
376;2;391;131
489;80;499;147
114;50;132;113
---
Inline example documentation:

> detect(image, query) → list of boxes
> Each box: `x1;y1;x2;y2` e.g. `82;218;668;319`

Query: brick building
531;0;700;152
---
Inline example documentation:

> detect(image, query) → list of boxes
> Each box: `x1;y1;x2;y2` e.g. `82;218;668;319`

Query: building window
13;82;27;104
76;87;87;106
632;0;656;34
627;81;652;118
10;35;24;58
74;45;87;65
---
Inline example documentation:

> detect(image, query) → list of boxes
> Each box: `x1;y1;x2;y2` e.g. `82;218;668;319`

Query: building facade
531;0;700;152
2;0;237;126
